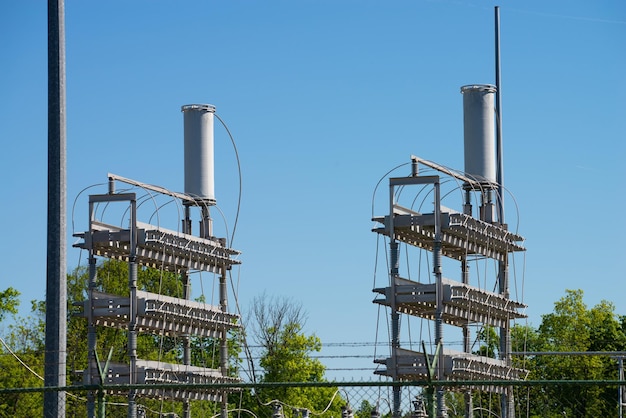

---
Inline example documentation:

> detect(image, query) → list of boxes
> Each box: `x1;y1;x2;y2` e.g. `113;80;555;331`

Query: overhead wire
0;334;91;403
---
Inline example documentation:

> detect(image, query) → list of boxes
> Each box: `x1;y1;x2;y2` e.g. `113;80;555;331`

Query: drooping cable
215;113;242;248
70;182;107;237
0;334;88;402
0;334;44;380
370;162;410;219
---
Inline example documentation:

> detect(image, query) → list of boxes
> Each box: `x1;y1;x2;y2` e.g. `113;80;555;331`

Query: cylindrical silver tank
182;104;216;203
461;84;497;185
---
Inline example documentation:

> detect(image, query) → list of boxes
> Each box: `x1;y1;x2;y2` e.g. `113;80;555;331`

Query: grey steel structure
372;12;521;417
74;105;240;418
45;0;67;416
372;156;527;418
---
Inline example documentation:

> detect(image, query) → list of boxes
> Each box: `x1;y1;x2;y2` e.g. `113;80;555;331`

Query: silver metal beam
410;156;497;190
107;173;207;205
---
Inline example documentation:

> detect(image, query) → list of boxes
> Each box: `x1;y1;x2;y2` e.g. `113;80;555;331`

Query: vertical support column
390;242;401;418
461;259;473;418
182;206;192;418
500;261;514;418
219;267;229;418
463;189;472;217
45;0;67;416
181;270;191;418
200;205;213;239
433;180;446;418
86;253;98;418
462;189;474;418
85;198;98;418
619;357;625;418
480;190;494;224
388;183;401;418
128;198;138;418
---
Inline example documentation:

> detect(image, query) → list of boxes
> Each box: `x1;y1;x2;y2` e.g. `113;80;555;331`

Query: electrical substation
69;9;529;418
370;84;527;418
74;105;241;417
31;2;626;417
69;74;528;418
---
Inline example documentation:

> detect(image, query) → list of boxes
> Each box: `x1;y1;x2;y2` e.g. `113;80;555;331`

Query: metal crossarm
375;348;527;393
77;290;240;338
373;277;526;328
74;221;241;273
84;360;240;402
373;205;524;262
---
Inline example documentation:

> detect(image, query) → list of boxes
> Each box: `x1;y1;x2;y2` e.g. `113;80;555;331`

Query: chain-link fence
1;379;625;418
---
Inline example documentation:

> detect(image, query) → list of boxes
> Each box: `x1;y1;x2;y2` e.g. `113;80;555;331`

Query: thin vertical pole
495;5;504;222
495;7;514;418
45;0;67;416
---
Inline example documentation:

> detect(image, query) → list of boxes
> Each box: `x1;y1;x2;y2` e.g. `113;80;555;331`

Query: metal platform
77;290;240;338
74;221;241;273
373;277;526;328
372;205;525;262
374;347;527;393
84;360;240;402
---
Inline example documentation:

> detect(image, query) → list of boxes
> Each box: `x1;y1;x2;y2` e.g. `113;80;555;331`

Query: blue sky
1;1;625;380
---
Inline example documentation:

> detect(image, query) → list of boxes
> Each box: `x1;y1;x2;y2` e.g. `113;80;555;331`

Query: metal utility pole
44;0;67;416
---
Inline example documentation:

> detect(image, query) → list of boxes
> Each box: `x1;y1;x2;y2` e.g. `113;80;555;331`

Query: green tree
474;325;499;358
246;293;343;417
355;399;376;418
513;289;626;417
0;299;45;416
465;325;503;416
0;287;20;322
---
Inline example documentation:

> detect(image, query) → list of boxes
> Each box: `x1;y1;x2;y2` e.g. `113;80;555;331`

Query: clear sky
1;1;625;381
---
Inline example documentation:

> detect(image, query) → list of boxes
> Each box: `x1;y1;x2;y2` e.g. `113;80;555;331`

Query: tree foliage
245;293;343;417
474;325;499;359
514;289;626;417
0;298;45;416
0;287;20;323
4;269;624;418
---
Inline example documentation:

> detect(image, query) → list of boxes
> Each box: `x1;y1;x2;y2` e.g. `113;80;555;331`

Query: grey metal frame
75;177;241;418
373;157;526;418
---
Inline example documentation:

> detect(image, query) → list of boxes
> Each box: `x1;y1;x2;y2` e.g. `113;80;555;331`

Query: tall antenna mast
495;6;504;223
495;6;515;418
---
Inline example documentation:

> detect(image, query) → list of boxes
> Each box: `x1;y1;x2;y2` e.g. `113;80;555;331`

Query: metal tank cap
181;104;216;112
461;84;497;94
